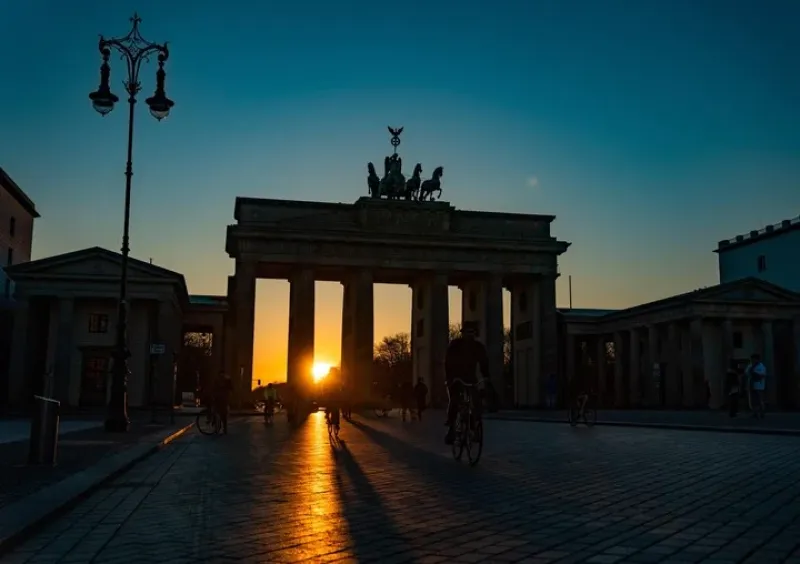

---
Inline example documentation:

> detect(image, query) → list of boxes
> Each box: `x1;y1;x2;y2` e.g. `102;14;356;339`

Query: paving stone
3;412;800;563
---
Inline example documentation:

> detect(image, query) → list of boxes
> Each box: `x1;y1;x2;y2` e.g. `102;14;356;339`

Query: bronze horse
367;162;380;198
405;163;422;200
419;166;443;201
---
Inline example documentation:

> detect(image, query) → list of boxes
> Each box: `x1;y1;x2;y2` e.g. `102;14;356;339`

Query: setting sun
312;362;332;383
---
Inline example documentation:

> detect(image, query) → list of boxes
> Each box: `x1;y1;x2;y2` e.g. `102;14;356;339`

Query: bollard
28;395;61;465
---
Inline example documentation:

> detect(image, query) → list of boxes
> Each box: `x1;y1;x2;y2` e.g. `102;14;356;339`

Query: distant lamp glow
312;362;332;383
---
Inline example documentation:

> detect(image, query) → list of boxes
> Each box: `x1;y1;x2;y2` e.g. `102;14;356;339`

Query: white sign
150;344;166;355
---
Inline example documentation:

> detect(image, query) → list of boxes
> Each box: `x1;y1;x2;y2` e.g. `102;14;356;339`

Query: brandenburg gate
223;128;570;407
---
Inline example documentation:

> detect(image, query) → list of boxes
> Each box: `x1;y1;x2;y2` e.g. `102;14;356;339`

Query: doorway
80;350;111;407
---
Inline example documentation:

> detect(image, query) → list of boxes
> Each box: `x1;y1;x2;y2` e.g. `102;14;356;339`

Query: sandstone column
628;328;641;406
665;323;680;407
565;332;575;406
341;269;373;400
510;277;541;407
613;331;625;407
234;261;257;405
720;319;734;405
288;267;315;397
646;325;659;407
411;273;449;407
595;335;606;404
760;320;776;408
8;297;30;407
688;318;704;407
539;275;559;395
702;321;722;409
484;274;505;399
54;298;75;403
461;275;504;396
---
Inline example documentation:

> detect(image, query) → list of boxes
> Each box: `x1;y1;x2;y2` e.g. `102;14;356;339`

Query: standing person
727;368;740;417
414;378;429;421
214;372;233;434
546;373;558;409
444;322;490;445
745;353;767;418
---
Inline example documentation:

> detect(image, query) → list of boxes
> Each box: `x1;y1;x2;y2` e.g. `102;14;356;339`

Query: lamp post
89;14;174;432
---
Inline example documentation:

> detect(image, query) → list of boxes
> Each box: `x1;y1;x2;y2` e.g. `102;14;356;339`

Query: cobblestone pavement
5;410;800;563
488;409;800;433
0;419;181;510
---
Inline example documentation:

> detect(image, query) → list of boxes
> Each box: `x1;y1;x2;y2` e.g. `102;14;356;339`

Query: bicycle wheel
451;412;465;461
467;417;483;467
568;408;578;427
196;410;219;435
584;408;597;427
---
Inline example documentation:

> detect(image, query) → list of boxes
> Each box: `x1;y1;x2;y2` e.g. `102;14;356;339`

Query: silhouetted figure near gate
444;322;489;445
214;372;233;434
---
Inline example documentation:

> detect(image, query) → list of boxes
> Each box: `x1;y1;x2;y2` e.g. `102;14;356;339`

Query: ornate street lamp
89;14;174;432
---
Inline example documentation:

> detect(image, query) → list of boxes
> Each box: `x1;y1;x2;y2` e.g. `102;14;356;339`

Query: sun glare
312;362;332;382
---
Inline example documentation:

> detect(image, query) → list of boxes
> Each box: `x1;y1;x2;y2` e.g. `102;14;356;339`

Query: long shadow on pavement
330;436;414;562
346;418;564;521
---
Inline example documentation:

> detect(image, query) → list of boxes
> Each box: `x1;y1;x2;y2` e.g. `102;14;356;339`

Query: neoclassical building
4;248;226;410
562;278;800;410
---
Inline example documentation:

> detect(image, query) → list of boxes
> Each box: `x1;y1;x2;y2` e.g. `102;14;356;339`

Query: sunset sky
3;0;799;383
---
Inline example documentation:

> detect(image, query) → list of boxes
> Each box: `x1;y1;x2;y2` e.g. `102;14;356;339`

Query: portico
225;196;570;407
4;247;188;409
563;278;800;410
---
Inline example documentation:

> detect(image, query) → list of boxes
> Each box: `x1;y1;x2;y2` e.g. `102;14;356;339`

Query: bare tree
373;333;413;394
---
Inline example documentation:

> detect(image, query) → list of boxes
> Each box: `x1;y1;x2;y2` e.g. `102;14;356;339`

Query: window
732;331;743;349
9;217;15;238
88;313;109;333
6;248;12;267
757;255;767;272
519;291;528;313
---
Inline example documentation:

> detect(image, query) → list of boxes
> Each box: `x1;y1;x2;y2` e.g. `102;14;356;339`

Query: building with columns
224;196;569;407
561;278;800;410
3;247;227;410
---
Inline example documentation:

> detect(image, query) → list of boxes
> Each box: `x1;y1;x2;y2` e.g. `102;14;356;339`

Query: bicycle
264;402;275;425
196;406;222;435
568;394;597;427
373;407;390;418
451;378;484;466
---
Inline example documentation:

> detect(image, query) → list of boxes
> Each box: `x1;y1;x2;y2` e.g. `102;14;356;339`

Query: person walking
745;353;767;418
214;372;233;434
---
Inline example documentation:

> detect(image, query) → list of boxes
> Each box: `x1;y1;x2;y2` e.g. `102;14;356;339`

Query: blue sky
2;0;799;378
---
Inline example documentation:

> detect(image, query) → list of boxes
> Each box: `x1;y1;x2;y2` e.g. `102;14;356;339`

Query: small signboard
150;343;166;355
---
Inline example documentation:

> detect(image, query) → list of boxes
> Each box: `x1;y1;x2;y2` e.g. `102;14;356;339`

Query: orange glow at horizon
251;280;511;386
312;362;332;382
